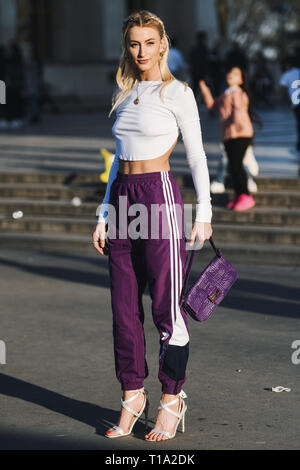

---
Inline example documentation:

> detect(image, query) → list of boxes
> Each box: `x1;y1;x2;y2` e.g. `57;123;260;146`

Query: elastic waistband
116;170;173;183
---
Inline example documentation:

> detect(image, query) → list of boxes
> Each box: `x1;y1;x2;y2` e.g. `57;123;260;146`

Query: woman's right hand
92;222;107;255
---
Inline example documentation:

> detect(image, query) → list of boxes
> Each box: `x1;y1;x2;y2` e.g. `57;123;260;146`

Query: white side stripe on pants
160;171;189;347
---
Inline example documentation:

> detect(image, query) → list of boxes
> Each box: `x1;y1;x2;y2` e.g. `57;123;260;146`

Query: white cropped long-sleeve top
97;79;212;224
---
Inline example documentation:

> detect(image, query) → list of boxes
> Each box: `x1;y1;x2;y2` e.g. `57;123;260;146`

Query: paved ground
0;246;299;450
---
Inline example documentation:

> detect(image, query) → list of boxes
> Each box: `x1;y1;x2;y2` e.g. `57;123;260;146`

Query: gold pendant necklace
134;82;153;105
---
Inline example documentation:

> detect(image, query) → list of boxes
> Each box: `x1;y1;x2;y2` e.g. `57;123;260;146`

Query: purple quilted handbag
179;236;238;322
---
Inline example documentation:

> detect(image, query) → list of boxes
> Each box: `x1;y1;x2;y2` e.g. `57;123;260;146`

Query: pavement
0;246;299;450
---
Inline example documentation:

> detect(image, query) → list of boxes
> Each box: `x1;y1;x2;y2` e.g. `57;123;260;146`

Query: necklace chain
134;82;155;105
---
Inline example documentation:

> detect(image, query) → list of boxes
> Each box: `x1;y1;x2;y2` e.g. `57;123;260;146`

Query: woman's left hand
189;221;213;247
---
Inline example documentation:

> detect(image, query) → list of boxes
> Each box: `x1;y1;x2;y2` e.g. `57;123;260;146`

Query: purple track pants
107;170;189;395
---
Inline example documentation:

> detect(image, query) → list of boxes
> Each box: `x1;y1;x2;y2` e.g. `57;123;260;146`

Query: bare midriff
118;139;177;174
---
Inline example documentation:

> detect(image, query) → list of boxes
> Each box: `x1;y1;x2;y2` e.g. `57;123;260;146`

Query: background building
0;0;299;106
0;0;219;104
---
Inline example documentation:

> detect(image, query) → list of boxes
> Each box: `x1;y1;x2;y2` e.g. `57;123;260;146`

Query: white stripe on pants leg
160;171;189;347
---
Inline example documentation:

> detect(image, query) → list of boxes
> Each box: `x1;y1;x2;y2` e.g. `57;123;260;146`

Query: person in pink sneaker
199;66;261;211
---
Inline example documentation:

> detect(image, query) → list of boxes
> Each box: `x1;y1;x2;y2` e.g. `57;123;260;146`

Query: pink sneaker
233;194;256;211
227;195;238;209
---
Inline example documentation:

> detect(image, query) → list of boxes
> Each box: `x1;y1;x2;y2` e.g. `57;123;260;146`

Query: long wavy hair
108;10;187;117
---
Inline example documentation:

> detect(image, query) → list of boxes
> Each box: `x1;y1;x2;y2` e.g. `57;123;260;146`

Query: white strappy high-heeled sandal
145;390;187;441
105;388;149;438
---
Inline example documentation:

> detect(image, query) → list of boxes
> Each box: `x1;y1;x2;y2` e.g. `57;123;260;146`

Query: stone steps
0;171;299;265
0;171;300;190
0;182;300;208
0;183;102;201
0;199;300;226
184;189;300;208
1;215;300;246
211;206;300;226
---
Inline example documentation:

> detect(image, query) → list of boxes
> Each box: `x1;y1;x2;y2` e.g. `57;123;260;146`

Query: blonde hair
108;10;188;117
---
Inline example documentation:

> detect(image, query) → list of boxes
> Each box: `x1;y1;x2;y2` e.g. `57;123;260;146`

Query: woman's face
127;26;165;76
226;67;243;87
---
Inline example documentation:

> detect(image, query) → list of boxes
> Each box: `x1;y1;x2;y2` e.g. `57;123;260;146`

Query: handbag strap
179;236;221;304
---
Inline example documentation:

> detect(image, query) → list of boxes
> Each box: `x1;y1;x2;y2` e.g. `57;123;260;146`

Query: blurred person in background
208;43;259;194
167;35;188;81
250;52;274;108
24;45;42;124
251;65;274;108
188;31;209;97
279;54;300;152
199;66;263;211
207;44;223;97
4;41;26;128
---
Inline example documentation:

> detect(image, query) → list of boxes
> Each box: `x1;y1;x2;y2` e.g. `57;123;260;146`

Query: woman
92;10;213;442
199;67;256;211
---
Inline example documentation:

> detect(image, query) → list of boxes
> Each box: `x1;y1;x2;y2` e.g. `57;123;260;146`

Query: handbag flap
185;285;208;310
185;279;224;309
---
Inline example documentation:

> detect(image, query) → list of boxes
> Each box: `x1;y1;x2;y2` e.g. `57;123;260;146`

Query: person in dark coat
189;31;209;96
5;41;26;127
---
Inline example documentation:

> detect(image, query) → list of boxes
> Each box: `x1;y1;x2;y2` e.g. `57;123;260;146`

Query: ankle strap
121;388;147;417
158;390;187;418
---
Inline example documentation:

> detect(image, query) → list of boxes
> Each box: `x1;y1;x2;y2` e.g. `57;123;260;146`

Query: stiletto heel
105;388;148;438
145;390;187;441
181;410;185;433
144;398;150;430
